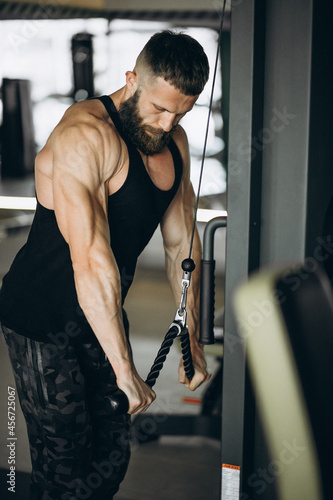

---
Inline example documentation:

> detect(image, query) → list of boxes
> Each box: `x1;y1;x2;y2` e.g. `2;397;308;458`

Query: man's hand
116;367;156;415
178;343;211;391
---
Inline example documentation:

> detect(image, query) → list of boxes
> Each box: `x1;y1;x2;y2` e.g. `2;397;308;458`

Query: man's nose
158;113;176;132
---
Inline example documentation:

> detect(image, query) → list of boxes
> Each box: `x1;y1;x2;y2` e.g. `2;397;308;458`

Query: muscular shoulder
48;100;123;182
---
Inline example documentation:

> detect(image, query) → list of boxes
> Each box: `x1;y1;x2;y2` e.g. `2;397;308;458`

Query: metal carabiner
172;258;196;331
174;282;189;329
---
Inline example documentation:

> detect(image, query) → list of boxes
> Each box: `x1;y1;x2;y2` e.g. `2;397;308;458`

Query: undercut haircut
136;30;209;96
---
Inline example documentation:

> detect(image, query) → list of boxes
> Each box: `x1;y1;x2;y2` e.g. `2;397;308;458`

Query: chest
108;145;175;196
139;148;175;192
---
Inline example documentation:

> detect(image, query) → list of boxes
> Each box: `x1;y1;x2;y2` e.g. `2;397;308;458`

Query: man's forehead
142;77;198;113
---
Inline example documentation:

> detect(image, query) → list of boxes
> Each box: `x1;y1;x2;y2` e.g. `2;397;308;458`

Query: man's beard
118;90;175;156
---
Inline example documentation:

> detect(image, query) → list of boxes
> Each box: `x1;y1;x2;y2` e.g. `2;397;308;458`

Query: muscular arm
50;116;155;413
161;126;210;390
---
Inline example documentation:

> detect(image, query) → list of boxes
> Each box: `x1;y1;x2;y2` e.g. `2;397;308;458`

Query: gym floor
0;203;224;500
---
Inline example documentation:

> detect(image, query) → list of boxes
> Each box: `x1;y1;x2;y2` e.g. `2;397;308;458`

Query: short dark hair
136;30;209;96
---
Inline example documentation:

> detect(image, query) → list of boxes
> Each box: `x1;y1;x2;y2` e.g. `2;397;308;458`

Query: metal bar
203;216;227;261
221;0;257;490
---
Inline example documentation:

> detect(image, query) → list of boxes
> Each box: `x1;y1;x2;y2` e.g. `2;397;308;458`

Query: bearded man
0;30;211;499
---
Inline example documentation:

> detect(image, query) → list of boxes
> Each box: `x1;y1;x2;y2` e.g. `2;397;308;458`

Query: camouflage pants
1;323;131;500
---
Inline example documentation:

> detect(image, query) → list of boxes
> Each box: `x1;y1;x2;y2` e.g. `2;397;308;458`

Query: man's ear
125;71;138;96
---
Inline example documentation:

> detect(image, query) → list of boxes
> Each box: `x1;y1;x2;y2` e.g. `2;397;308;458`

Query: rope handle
105;324;193;416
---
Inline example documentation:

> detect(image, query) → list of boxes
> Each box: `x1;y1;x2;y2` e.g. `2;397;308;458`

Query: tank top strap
167;137;183;190
94;95;128;143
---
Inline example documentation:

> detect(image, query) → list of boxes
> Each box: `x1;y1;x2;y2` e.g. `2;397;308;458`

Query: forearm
73;254;133;376
165;227;210;391
165;226;202;347
72;253;155;413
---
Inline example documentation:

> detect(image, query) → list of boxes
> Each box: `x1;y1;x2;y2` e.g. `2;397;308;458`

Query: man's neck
110;86;129;111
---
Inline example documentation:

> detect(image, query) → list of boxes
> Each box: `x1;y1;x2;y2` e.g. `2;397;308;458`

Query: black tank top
0;96;183;343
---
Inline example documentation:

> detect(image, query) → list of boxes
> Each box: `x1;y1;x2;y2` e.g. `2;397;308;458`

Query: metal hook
173;259;195;329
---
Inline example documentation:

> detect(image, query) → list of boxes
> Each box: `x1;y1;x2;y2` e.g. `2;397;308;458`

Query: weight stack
1;78;35;179
71;33;94;102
